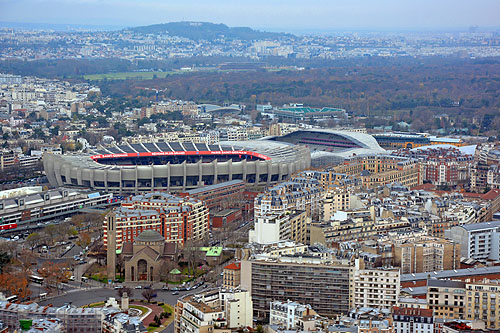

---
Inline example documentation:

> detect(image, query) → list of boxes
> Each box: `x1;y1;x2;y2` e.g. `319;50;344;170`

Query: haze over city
1;0;500;31
1;1;500;333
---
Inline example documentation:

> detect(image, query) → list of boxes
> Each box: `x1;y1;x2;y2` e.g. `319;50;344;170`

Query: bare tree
115;255;125;279
25;233;42;252
116;286;134;299
159;260;176;282
142;289;156;303
183;240;203;277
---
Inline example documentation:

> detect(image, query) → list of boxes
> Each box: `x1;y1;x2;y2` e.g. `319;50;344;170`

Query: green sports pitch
83;71;177;81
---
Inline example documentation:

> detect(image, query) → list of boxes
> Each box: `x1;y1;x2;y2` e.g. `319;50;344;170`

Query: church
107;224;177;282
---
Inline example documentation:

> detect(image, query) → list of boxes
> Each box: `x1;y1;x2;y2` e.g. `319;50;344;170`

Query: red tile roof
393;306;433;317
482;189;500;201
224;262;241;270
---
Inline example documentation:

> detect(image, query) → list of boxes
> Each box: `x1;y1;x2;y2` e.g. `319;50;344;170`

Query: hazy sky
1;0;499;31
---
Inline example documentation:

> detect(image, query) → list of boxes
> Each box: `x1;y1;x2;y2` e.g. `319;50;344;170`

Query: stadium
43;140;310;194
266;129;386;166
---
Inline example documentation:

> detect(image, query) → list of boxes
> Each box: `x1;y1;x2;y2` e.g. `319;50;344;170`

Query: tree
142;288;156;303
159;260;176;282
0;252;11;274
0;271;31;299
116;255;125;279
39;261;68;292
17;250;35;273
43;225;59;245
116;286;134;299
25;232;42;252
183;240;202;276
0;240;18;260
77;232;91;248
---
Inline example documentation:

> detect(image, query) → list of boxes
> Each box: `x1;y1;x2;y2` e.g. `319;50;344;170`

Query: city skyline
0;0;499;32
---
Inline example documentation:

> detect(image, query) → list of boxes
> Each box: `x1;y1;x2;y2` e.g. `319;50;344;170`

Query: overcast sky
1;0;499;31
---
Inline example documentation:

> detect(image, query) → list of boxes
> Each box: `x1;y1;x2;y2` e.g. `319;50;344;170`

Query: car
171;291;179;295
114;285;123;290
144;285;151;289
171;287;179;291
162;286;170;291
135;285;142;289
69;276;75;281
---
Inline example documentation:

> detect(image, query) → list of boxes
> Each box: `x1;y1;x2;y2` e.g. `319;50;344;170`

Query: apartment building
254;181;324;220
464;279;500;329
174;288;252;333
241;254;351;319
445;221;500;261
392;238;461;274
352;260;400;311
269;300;318;330
0;150;16;169
310;210;411;245
321;188;351;222
249;210;309;245
223;262;241;289
347;307;394;333
427;280;466;320
174;294;226;333
333;155;423;189
104;192;209;250
393;307;434;333
424;278;500;329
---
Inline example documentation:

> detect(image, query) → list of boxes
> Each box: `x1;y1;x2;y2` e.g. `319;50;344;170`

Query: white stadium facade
43;140;310;194
43;130;385;194
266;129;386;167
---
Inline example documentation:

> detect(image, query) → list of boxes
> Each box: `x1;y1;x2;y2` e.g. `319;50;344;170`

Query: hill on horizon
125;21;293;41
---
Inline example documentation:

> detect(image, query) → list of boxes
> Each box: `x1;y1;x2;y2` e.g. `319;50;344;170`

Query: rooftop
401;266;500;282
458;220;500;232
134;229;164;243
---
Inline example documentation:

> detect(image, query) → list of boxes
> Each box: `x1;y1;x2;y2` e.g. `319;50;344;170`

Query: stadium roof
266;129;385;163
52;140;305;171
278;107;345;114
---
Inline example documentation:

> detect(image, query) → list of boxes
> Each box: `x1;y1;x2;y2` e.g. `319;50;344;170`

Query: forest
1;56;499;135
96;57;500;135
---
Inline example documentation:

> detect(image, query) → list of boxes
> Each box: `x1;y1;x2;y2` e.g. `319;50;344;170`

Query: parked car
135;285;142;289
171;291;179;295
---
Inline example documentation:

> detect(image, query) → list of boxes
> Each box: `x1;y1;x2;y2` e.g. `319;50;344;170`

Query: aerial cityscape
0;1;500;332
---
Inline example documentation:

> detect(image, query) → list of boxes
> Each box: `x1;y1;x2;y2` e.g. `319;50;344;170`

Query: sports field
83;71;177;81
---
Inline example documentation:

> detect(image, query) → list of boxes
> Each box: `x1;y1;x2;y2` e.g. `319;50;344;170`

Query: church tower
106;211;116;281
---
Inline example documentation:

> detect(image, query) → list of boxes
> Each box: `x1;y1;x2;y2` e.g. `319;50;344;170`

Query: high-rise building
241;253;351;319
391;237;461;274
445;221;500;261
352;259;400;311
